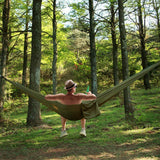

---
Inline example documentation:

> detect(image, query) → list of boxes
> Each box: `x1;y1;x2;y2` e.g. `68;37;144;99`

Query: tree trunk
118;0;134;120
0;0;10;122
27;0;42;126
110;1;119;86
52;0;57;94
22;0;29;87
152;0;160;42
157;11;160;43
89;0;97;95
157;14;160;43
137;0;150;89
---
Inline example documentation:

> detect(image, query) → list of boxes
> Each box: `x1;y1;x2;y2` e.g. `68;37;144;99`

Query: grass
0;88;160;160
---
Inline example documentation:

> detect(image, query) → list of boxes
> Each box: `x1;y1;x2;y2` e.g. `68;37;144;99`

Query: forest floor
0;88;160;160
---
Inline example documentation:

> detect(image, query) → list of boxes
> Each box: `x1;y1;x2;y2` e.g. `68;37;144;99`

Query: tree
110;0;119;86
137;0;150;89
52;0;57;94
0;0;10;122
27;0;42;126
118;0;134;120
22;0;30;87
69;2;89;32
89;0;97;95
152;0;160;42
67;29;90;84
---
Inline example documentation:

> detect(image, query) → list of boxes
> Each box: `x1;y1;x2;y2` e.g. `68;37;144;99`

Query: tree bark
22;0;29;87
0;0;10;122
137;0;150;89
27;0;42;126
152;0;160;42
118;0;134;120
52;0;57;94
89;0;97;95
110;1;119;86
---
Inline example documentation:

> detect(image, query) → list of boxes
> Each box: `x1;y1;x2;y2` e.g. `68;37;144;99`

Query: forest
0;0;160;159
1;0;160;123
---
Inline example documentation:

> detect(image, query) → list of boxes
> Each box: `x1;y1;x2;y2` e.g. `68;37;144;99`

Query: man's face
73;86;76;93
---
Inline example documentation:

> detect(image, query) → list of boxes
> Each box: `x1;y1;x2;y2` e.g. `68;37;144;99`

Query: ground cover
0;88;160;160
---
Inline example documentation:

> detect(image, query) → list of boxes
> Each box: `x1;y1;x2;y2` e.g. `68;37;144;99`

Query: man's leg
61;116;67;131
80;118;86;136
81;118;86;129
60;116;68;137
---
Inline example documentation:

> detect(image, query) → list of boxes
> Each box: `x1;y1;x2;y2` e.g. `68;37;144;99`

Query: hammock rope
1;61;160;121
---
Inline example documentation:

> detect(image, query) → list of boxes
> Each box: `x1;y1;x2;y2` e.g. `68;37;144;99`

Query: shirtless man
45;80;96;137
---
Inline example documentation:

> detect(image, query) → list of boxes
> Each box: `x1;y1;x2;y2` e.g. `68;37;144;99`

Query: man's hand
87;91;92;95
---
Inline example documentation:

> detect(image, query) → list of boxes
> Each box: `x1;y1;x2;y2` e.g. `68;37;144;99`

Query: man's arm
77;91;96;101
45;93;65;101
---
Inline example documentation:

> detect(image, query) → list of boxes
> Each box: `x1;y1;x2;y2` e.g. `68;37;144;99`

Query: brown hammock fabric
2;61;160;121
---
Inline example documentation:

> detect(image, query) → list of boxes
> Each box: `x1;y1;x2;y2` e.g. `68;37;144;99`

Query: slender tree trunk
0;0;10;122
52;0;57;94
110;1;119;86
89;0;97;95
137;0;150;89
157;13;160;43
118;0;134;120
27;0;42;126
152;0;160;42
22;0;29;87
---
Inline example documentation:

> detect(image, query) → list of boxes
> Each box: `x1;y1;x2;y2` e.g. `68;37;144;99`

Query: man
45;80;96;137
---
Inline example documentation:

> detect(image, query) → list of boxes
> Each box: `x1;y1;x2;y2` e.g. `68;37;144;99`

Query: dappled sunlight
120;128;157;146
71;152;116;159
100;110;112;114
10;114;26;122
44;147;70;159
132;157;159;160
42;114;59;118
123;146;160;156
100;108;123;116
137;146;160;154
43;147;116;160
88;152;116;159
146;105;160;112
131;138;148;145
124;149;136;156
118;142;132;147
121;128;152;135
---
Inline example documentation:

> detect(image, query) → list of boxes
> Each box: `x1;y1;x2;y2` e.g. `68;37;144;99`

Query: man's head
64;80;77;92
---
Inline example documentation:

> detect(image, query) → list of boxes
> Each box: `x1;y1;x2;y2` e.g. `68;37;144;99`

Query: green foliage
96;39;113;77
69;2;89;31
1;0;159;92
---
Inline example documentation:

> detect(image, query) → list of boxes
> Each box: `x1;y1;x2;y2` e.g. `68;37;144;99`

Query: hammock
2;61;160;121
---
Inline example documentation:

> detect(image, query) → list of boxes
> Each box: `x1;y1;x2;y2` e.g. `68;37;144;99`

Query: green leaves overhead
0;0;159;89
